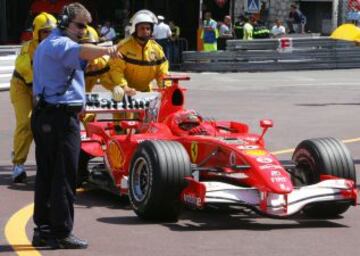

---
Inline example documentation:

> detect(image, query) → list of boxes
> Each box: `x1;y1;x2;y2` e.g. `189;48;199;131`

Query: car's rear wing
85;91;161;113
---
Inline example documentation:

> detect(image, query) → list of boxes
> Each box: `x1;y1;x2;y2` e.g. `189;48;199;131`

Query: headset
58;5;70;30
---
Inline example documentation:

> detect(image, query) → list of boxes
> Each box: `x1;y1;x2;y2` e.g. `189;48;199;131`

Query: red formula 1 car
80;75;357;221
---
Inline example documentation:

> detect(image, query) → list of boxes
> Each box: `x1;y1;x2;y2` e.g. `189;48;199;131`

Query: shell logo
107;141;125;170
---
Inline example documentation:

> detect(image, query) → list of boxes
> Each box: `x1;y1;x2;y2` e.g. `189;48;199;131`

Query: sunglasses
71;21;87;30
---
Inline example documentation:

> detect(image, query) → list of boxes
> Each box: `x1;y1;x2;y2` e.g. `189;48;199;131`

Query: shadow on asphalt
75;188;131;210
96;206;348;232
296;103;360;107
0;165;35;191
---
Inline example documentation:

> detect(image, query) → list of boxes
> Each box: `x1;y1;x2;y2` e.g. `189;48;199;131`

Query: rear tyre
292;137;356;217
129;140;192;221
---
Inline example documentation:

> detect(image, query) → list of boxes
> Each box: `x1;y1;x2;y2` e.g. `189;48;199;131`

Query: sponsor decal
149;126;159;133
229;151;237;165
256;156;273;164
107;141;125;170
226;173;248;179
183;193;202;208
271;177;287;183
271;170;281;176
259;164;283;170
237;145;259;150
190;142;198;162
244;149;267;156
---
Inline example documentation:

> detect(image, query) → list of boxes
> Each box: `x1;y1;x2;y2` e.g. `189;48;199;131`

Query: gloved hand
112;85;125;102
124;86;137;96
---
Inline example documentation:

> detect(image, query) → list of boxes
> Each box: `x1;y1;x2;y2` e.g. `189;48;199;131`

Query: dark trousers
156;39;170;59
31;106;80;238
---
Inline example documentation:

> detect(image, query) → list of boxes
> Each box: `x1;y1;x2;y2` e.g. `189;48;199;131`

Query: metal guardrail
181;37;360;72
0;51;17;92
0;45;21;56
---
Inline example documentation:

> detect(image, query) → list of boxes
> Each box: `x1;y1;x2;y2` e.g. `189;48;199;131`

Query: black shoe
13;171;27;183
32;230;48;247
48;234;88;249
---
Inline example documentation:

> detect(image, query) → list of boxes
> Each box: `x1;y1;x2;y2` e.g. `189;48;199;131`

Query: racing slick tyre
77;150;91;188
292;137;356;218
129;140;192;221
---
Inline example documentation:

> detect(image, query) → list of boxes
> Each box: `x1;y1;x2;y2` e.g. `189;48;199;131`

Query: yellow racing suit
85;55;115;92
9;40;38;165
108;36;169;92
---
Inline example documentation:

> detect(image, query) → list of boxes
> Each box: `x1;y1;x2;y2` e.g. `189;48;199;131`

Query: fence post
332;0;340;31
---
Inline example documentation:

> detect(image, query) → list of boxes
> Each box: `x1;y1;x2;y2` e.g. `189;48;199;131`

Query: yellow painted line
272;137;360;155
272;148;295;155
342;137;360;144
4;203;41;256
4;137;360;255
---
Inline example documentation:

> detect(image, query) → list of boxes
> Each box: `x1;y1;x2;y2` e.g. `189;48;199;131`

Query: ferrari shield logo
190;142;198;162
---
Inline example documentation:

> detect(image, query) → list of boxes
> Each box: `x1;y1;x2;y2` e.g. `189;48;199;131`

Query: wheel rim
132;157;150;202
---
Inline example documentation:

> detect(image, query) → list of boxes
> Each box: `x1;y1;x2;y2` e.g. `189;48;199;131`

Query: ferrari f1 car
80;75;357;221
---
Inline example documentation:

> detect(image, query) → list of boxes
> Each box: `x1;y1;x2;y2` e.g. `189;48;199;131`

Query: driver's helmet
175;110;202;131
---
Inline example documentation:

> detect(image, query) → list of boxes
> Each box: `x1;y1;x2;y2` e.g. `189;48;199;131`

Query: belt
37;101;83;114
12;70;33;87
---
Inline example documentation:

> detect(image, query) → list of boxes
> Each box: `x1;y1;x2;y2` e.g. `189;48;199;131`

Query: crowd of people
9;2;170;250
85;15;183;65
201;3;307;52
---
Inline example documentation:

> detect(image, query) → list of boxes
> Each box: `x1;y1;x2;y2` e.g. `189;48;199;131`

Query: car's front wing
181;178;357;217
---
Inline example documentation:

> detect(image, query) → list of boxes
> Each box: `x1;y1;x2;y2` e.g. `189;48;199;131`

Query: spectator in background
124;22;132;38
218;15;233;50
153;15;172;58
243;16;253;40
271;19;286;38
234;15;245;39
347;0;360;24
100;20;116;42
287;4;306;33
169;21;180;64
259;1;269;26
201;11;218;51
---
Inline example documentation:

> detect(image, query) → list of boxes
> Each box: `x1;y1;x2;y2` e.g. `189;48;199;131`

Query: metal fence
0;45;21;56
167;38;188;70
181;37;360;72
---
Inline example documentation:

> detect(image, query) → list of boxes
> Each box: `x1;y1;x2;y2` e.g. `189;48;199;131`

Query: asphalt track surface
1;70;360;256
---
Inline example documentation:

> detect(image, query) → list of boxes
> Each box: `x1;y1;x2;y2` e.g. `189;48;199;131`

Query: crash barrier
0;54;16;91
181;37;360;72
0;45;21;56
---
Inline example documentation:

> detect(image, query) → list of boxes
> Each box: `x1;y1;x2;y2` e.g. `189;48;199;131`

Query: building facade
0;0;354;49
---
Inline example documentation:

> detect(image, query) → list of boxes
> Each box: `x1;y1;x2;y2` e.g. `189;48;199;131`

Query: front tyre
292;137;356;217
129;140;192;221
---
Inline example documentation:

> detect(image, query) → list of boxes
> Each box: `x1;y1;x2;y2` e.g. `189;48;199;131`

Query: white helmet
130;10;158;34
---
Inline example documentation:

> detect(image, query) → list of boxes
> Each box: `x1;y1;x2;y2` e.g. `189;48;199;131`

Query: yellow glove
112;85;125;102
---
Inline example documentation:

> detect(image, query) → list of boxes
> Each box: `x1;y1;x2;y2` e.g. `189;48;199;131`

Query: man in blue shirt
31;2;121;249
